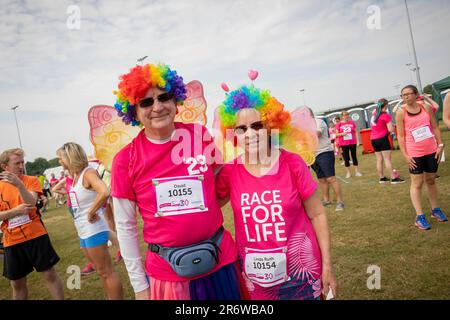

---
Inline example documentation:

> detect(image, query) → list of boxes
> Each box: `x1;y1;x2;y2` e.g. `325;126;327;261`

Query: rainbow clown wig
113;63;187;126
217;85;292;144
216;84;318;165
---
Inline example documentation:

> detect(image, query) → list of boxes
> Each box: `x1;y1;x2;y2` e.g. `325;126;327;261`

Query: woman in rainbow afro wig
110;63;246;300
215;82;338;300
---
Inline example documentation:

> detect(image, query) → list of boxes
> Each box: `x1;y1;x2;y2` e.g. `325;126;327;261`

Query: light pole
11;106;23;149
299;89;306;106
406;63;415;85
404;0;423;93
11;105;26;174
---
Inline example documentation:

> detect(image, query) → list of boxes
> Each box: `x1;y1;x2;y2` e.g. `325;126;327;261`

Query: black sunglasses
234;121;265;135
138;92;174;108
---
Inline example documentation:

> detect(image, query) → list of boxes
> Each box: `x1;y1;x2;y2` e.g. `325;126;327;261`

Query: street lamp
137;56;148;65
299;89;306;106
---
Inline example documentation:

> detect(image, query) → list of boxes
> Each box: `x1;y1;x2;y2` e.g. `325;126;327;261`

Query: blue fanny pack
148;226;224;278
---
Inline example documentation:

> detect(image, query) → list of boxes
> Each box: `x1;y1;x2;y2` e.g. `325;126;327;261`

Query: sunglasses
138;92;174;108
234;121;265;135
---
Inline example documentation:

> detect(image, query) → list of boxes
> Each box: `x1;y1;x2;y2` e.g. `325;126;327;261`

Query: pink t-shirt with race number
216;149;323;300
111;122;236;282
336;120;357;146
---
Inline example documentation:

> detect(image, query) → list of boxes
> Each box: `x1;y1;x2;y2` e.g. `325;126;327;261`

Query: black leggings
341;145;358;167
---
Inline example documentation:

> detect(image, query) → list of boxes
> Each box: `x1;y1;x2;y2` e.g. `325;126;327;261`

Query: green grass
1;130;449;300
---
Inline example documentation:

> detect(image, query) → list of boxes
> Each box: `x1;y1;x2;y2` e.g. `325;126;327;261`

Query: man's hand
11;204;35;218
0;171;23;188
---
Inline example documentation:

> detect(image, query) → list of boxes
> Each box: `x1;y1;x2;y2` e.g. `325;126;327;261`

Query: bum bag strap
148;225;225;256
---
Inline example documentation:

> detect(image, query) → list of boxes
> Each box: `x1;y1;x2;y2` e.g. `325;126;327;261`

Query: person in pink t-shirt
396;85;447;230
335;111;362;178
215;85;338;300
110;63;244;300
370;98;405;184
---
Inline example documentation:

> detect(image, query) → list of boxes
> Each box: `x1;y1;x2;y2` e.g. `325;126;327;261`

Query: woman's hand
322;267;338;299
135;287;151;300
435;146;443;163
405;156;417;170
88;211;100;223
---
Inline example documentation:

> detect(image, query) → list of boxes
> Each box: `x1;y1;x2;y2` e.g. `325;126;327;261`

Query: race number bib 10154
411;126;434;143
153;175;207;217
244;247;289;288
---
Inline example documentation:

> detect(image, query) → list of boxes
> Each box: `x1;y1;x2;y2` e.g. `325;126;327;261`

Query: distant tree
25;157;49;176
48;158;60;168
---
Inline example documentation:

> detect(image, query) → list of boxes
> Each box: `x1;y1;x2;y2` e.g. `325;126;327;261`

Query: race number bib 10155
153;175;207;217
244;247;289;288
411;126;434;143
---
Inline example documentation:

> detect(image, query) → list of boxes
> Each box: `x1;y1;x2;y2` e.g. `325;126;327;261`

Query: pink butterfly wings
175;80;207;125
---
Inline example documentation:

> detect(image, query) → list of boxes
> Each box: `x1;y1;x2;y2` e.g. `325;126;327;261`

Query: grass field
1;130;449;300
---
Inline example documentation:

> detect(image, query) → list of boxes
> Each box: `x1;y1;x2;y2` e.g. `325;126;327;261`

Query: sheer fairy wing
283;107;318;166
88;105;140;172
212;106;243;163
175;80;207;125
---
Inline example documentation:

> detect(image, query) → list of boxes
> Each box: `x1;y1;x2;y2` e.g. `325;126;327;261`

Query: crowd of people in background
0;62;448;302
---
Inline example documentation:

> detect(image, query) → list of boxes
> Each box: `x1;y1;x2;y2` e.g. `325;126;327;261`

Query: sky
1;0;449;161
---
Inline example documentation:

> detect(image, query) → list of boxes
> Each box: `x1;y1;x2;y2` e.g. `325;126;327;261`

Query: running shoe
355;171;363;177
322;200;332;207
379;177;390;184
345;172;351;179
415;214;431;230
391;177;405;184
81;263;96;276
431;208;448;222
335;202;345;212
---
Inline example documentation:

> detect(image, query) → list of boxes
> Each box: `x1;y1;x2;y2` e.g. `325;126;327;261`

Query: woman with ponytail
370;99;404;184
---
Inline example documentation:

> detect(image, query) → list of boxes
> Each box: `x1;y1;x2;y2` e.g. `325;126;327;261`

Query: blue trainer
415;214;431;230
431;208;448;222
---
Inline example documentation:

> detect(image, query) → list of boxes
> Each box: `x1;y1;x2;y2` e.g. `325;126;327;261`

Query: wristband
438;144;444;148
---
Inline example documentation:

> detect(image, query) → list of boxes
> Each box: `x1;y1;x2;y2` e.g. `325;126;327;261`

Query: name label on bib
153;175;207;217
244;247;289;288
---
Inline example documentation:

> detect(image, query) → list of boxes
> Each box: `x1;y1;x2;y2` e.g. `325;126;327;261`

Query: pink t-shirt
336;120;357;146
216;149;322;300
403;106;437;157
111;122;236;281
370;112;391;140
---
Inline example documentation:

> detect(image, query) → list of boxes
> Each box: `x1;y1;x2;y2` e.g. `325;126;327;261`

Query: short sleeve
383;113;392;124
111;145;136;201
27;176;43;194
287;153;317;201
215;163;232;199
